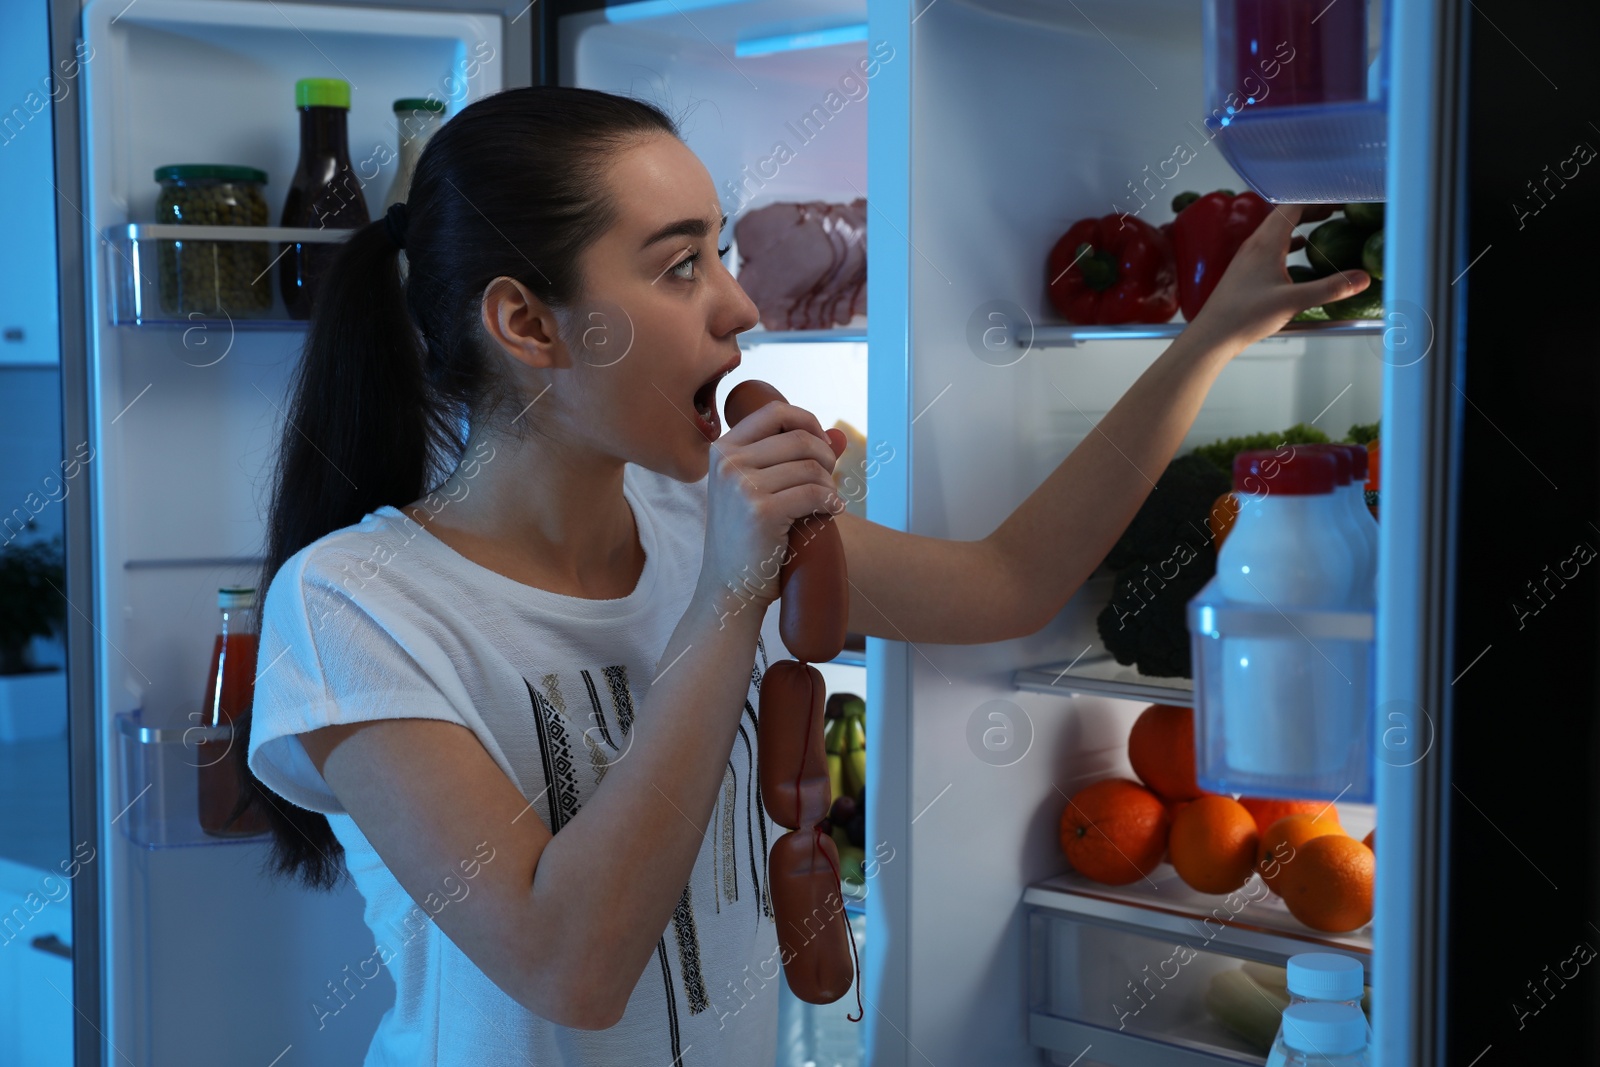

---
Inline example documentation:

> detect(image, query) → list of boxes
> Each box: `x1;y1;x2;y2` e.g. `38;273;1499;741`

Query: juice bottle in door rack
1267;954;1373;1067
198;587;269;837
1215;447;1360;778
280;78;370;320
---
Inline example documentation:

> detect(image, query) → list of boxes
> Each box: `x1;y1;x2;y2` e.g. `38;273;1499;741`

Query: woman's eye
671;252;699;280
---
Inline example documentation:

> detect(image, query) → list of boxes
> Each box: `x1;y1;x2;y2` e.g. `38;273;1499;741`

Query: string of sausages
724;380;861;1017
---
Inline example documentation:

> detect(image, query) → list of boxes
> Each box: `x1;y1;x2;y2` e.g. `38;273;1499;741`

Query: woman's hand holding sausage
698;401;846;617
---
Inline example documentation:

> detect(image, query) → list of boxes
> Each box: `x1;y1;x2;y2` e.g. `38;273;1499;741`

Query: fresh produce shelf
1024;868;1372;968
106;222;352;328
1014;654;1193;706
1023;319;1382;348
736;326;867;347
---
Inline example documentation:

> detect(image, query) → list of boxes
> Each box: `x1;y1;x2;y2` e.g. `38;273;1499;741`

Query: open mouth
692;355;740;440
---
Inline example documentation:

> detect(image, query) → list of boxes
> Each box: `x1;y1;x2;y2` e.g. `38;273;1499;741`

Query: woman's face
559;133;760;482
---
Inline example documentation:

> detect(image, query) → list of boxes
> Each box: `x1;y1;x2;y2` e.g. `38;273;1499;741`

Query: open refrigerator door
60;0;524;1061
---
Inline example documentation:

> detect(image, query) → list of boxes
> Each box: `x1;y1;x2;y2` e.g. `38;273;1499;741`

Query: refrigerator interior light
735;22;869;57
604;0;751;23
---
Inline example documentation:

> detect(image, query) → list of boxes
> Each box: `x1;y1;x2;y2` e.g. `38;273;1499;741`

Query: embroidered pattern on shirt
525;678;581;833
719;762;739;908
672;882;712;1015
578;667;618;749
602;664;636;737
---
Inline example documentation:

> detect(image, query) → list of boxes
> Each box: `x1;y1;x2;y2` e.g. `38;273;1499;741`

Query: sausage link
767;829;855;1003
725;379;858;1010
757;660;832;830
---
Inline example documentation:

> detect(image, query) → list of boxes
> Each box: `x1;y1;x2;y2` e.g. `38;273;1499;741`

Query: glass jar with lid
154;164;273;316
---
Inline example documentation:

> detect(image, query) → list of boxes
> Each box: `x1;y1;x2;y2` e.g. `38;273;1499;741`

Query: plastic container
1267;953;1373;1067
153;164;273;315
280;77;370;319
384;97;445;210
1202;0;1389;202
1279;1001;1370;1065
1188;447;1376;801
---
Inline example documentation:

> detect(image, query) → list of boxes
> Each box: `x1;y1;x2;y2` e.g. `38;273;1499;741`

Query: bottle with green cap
280;77;370;319
384;97;446;211
1267;953;1373;1067
1279;1002;1370;1066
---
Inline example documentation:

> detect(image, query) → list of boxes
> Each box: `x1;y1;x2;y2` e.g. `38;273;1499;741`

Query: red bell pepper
1168;189;1274;320
1046;214;1178;325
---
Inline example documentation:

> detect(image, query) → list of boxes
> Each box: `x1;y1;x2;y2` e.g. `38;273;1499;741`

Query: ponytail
231;85;681;890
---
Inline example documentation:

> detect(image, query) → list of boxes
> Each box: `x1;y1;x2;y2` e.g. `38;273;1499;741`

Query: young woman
239;86;1365;1065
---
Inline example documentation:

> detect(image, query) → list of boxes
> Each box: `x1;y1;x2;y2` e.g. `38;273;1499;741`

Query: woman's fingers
1296;268;1371;312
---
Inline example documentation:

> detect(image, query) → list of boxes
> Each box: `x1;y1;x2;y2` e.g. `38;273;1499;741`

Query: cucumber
1324;278;1384;320
1292;305;1330;322
1240;960;1290;995
1287;264;1320;284
1343;201;1385;231
1306;220;1370;276
1362;230;1384;280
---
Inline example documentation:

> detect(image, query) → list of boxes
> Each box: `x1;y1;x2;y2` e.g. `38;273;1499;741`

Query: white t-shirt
247;463;784;1067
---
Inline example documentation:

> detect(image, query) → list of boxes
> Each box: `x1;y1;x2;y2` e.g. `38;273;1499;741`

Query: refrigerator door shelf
114;709;265;850
106;223;354;329
1188;577;1376;802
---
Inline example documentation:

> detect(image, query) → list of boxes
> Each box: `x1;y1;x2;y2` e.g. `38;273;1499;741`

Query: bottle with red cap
1214;446;1361;779
1301;443;1377;610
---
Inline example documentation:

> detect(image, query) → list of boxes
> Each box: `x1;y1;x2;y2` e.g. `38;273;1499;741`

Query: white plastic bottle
1340;443;1380;606
384;97;445;210
1267;954;1372;1067
1279;1001;1370;1066
1303;444;1373;609
1216;447;1357;777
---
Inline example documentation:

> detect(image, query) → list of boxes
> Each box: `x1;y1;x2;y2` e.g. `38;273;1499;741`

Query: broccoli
1097;453;1230;678
1344;421;1379;446
1187;423;1331;476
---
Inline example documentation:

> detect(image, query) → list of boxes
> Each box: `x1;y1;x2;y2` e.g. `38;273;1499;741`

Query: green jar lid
393;97;446;113
296;77;351;109
154;164;268;184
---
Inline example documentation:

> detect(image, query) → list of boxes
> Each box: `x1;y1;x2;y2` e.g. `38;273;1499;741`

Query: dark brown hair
233;86;681;890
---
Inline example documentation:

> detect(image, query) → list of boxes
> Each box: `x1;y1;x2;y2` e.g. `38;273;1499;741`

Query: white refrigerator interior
884;2;1381;1065
79;0;504;1061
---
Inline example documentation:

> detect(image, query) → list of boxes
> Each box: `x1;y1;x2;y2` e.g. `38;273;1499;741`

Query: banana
825;718;847;802
843;712;867;801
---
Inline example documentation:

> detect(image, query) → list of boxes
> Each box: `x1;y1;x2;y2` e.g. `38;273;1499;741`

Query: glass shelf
1025;868;1372;966
115;710;267;849
105;222;353;329
1020;319;1382;349
1015;653;1194;706
737;326;867;347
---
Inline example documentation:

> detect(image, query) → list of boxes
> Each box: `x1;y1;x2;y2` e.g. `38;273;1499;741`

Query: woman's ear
480;276;563;371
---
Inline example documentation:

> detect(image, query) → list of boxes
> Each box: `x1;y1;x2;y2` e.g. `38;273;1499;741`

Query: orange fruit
1238;797;1341;837
1256;814;1345;895
1277;834;1375;933
1059;779;1170;886
1128;704;1206;802
1363;828;1375;852
1208;492;1241;549
1169;795;1260;894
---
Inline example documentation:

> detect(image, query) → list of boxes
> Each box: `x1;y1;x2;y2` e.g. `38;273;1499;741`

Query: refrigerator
42;0;1600;1065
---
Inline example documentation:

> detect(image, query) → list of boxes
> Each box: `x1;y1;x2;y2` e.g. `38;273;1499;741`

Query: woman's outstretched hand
1188;203;1372;352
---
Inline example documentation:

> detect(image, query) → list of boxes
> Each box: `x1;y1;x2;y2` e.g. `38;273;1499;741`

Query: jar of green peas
154;165;272;316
